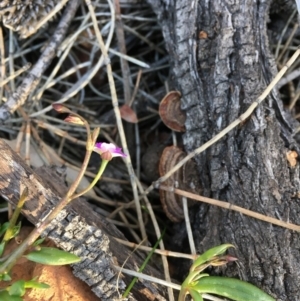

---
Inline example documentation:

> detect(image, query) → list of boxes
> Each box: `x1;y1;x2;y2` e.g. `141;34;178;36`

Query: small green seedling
0;279;50;301
179;244;275;301
0;188;80;300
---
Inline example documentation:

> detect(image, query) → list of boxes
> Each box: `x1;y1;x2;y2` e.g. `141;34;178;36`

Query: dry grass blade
114;0;132;104
84;0;146;241
114;267;225;301
0;63;31;89
160;186;300;232
114;237;198;260
135;178;174;301
182;196;196;255
28;10;115;119
84;2;175;300
0;0;81;122
0;27;4;104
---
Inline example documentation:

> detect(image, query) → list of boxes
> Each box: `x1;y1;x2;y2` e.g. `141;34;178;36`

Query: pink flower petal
93;142;126;159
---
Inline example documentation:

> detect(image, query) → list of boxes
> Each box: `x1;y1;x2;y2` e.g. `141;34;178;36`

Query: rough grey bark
0;139;167;301
148;0;300;300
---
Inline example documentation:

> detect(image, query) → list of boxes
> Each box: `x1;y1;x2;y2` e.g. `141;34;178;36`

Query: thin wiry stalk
274;10;296;58
135;178;175;301
164;186;300;232
85;0;148;243
183;196;196;255
28;2;115;118
114;0;132;104
114;237;199;260
114;266;226;301
0;64;31;89
0;27;4;104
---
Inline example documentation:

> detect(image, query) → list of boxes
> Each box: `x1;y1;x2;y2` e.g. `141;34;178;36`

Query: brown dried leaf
120;104;138;123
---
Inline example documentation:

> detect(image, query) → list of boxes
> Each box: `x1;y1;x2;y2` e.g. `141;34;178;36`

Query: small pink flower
93;142;126;160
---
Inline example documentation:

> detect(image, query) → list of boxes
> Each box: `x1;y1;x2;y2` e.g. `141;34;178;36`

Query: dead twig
159;186;300;232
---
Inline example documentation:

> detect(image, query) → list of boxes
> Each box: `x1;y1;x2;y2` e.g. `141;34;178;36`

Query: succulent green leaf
0;291;23;301
8;280;25;297
2;273;12;281
194;276;275;301
24;280;50;289
191;244;234;271
33;238;45;247
0;222;9;237
190;273;210;284
188;289;203;301
12;223;21;238
0;241;6;257
25;247;81;265
3;222;21;242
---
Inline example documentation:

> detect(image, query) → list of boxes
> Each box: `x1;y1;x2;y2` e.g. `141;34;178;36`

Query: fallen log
0;139;168;301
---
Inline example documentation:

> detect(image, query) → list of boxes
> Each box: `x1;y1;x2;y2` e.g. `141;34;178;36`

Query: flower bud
64;115;85;125
100;151;113;161
52;103;70;113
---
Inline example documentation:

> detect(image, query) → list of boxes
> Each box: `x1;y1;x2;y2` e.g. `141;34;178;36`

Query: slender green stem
123;229;166;298
70;159;109;201
178;288;187;301
2;188;28;244
179;270;199;301
65;127;99;198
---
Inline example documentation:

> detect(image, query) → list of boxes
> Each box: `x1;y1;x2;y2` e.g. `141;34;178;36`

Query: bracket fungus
159;91;186;132
158;145;200;222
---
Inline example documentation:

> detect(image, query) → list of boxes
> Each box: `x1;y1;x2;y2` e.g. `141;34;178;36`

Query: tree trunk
148;0;300;300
